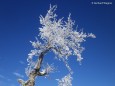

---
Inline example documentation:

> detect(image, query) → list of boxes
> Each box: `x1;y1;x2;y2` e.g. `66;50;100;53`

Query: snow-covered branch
18;5;95;86
57;74;72;86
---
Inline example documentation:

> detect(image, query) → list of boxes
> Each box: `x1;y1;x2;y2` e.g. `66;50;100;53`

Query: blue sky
0;0;115;86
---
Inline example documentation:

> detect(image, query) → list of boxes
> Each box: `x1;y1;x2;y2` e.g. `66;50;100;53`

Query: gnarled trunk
18;48;51;86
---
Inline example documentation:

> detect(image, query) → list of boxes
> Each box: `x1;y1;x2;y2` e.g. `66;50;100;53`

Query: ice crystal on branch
42;63;55;75
25;5;95;84
57;74;72;86
39;5;95;62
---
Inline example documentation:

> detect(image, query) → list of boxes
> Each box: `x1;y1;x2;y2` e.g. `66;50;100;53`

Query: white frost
25;5;95;84
57;74;72;86
42;63;55;75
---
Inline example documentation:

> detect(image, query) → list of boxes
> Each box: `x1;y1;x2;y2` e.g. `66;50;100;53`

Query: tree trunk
18;48;51;86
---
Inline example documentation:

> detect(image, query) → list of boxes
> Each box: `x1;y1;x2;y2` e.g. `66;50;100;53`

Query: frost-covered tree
18;5;95;86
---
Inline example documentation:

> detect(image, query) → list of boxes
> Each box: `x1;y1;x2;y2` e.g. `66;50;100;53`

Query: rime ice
21;5;96;86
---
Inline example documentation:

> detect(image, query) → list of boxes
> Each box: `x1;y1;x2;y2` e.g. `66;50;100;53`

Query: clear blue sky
0;0;115;86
